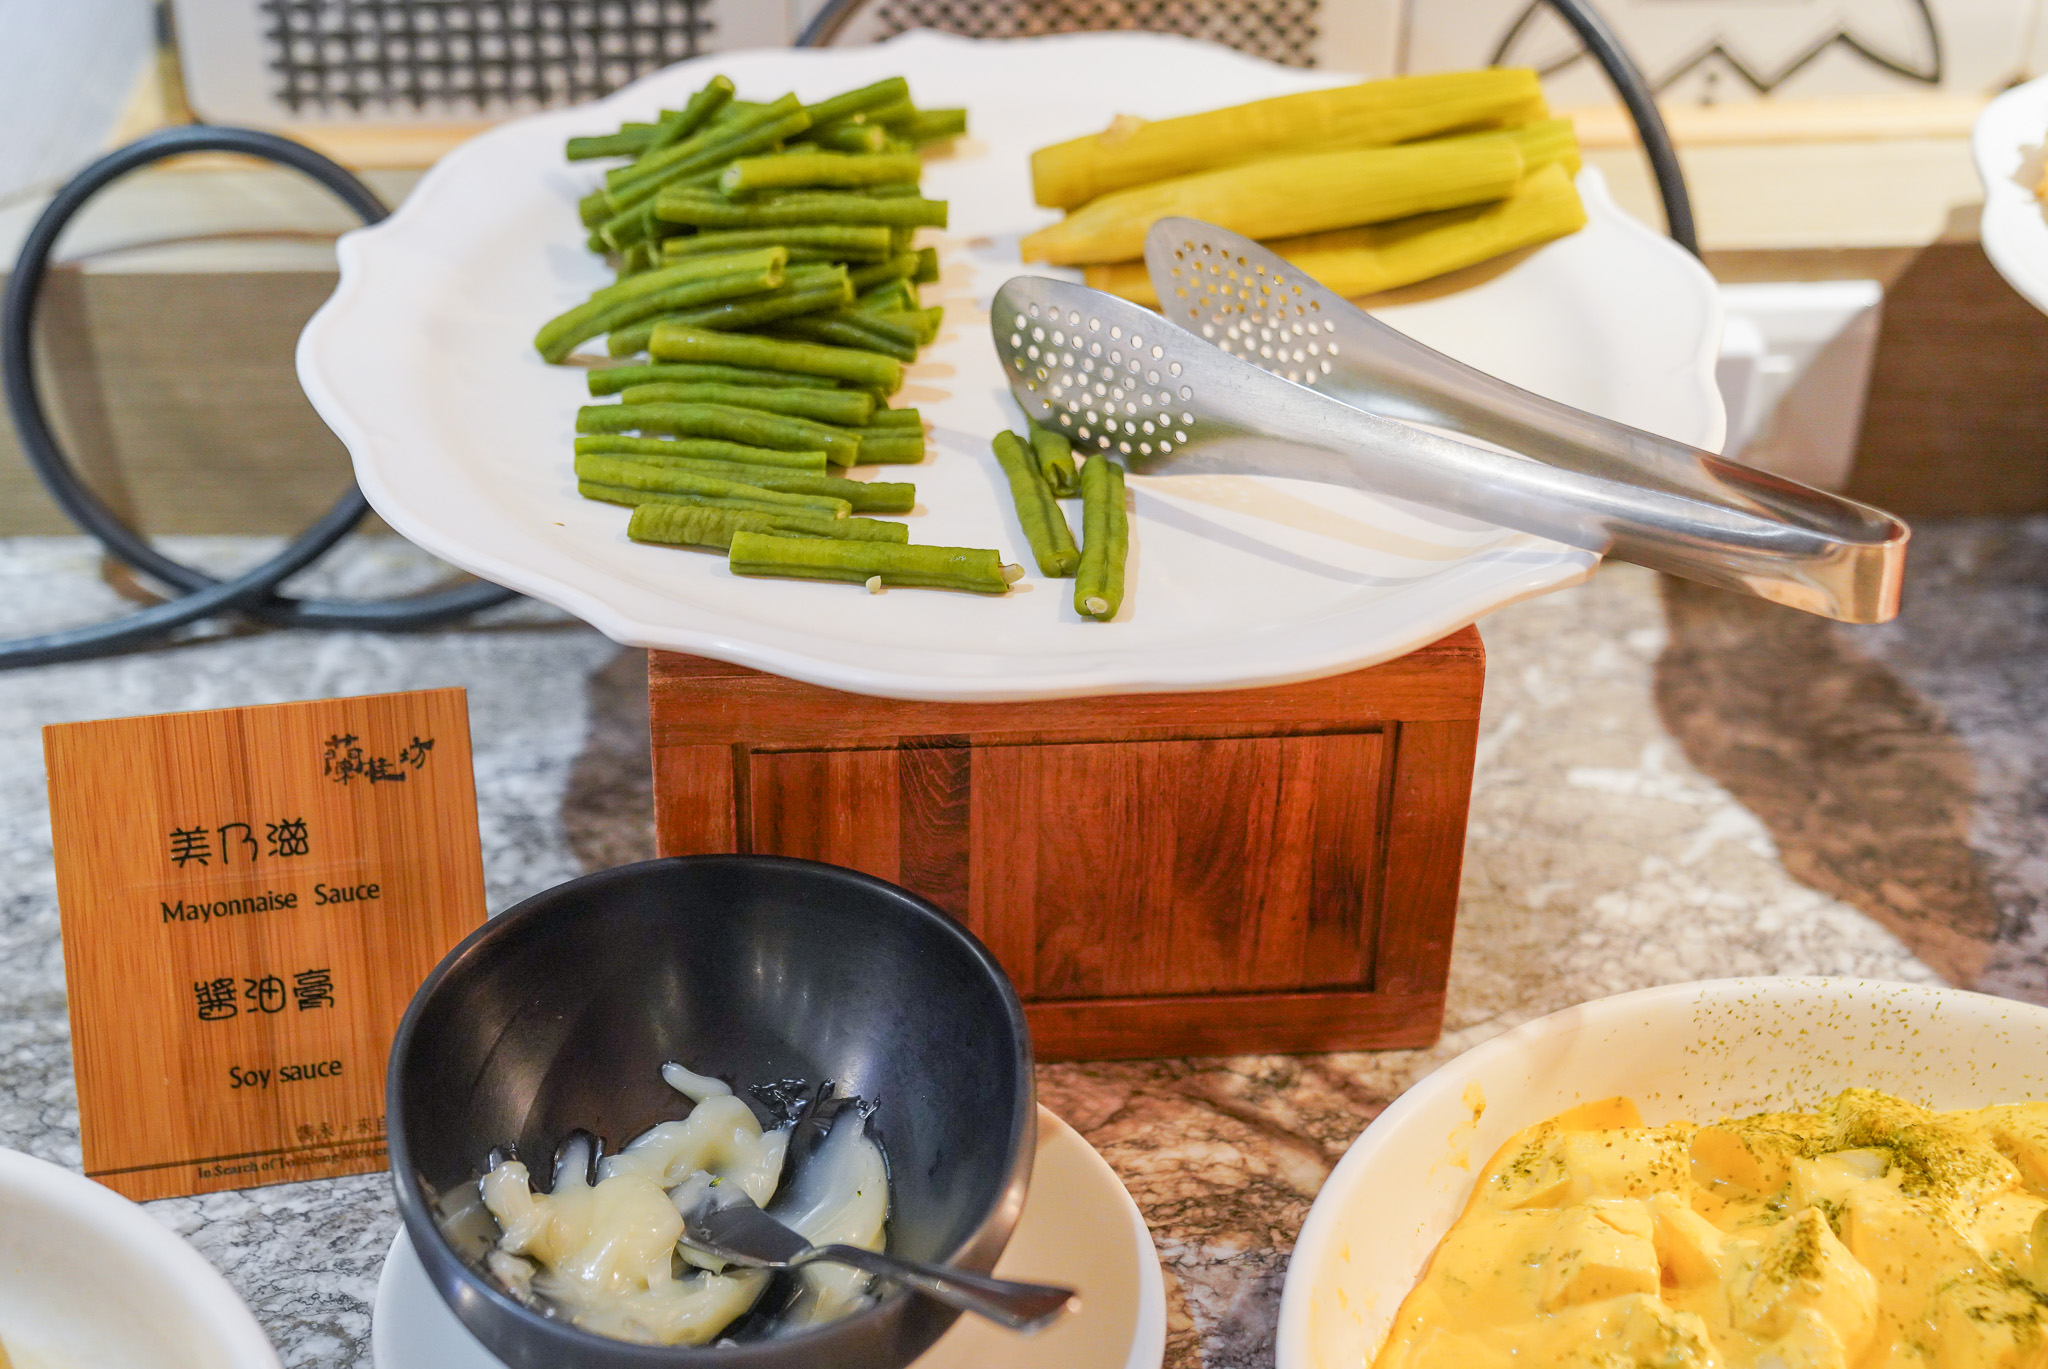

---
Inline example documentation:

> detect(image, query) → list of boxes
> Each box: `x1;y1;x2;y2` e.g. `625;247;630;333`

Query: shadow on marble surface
1654;575;2002;985
561;648;656;873
1654;517;2048;1004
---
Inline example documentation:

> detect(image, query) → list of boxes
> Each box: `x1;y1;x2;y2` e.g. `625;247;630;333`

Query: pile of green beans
990;424;1130;621
547;74;1026;593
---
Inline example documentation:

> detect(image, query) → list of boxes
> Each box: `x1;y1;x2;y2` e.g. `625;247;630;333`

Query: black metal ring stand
0;124;515;670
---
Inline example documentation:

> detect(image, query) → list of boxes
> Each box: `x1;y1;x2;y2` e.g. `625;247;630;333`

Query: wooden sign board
44;688;487;1201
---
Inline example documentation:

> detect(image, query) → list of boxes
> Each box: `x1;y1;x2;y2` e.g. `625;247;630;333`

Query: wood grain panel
973;733;1386;1002
748;749;902;885
651;743;736;857
1027;990;1446;1060
647;631;1484;1060
896;740;971;919
43;689;486;1199
648;628;1485;750
1375;720;1480;995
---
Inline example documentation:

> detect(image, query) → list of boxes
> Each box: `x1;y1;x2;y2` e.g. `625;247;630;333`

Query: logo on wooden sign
44;687;487;1201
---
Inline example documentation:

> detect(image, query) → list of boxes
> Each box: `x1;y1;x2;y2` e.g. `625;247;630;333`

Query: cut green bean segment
580;248;784;309
588;362;839;395
621;499;907;550
584;453;910;511
1027;419;1079;497
854;278;917;314
606;276;852;356
863;407;922;429
846;252;921;293
534;249;786;362
905;108;968;144
729;532;1016;593
578;402;862;464
654;189;948;230
800;77;911;128
864;98;918;128
913;247;940;284
804;121;890;154
992;431;1079;577
648;326;904;392
608;94;800;192
849;432;925;465
573;434;828;472
1075;455;1129;621
569;126;658;161
771;314;918;362
660;223;894;261
584;483;845;519
575;453;850;515
618;381;874;425
720;151;923;196
645;75;735;153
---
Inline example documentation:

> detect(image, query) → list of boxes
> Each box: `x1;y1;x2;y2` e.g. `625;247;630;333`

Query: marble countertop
4;523;2044;1368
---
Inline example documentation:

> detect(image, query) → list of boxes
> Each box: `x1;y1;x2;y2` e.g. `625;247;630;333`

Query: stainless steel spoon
679;1187;1078;1333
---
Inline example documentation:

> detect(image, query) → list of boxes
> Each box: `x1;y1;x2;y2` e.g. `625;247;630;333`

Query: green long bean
578;402;861;465
854;278;917;314
720;151;923;196
618;381;874;425
534;248;785;362
799;77;910;128
905;108;968;144
581;451;910;511
647;326;904;392
625;499;905;549
654;189;948;230
1074;455;1129;621
728;531;1018;593
803;121;890;154
862;407;922;429
847;432;924;465
1027;419;1078;496
913;247;940;284
574;452;850;515
568;123;661;161
606;274;852;357
769;314;918;362
847;252;921;293
992;431;1078;577
587;362;839;396
607;94;801;194
572;434;827;472
660;224;894;262
583;483;845;520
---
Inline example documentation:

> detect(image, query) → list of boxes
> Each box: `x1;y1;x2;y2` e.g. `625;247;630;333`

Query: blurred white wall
0;0;154;205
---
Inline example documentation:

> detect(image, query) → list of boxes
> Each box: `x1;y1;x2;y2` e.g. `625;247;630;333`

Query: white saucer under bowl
371;1105;1164;1369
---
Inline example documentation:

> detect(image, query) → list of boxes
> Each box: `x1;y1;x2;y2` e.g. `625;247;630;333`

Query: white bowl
0;1148;279;1369
1974;71;2048;316
1274;978;2048;1369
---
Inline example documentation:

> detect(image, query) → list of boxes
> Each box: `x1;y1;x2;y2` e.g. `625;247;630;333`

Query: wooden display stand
648;629;1483;1061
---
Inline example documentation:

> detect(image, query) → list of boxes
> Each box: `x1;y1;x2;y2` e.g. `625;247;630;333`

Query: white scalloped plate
1975;72;2048;316
299;30;1723;702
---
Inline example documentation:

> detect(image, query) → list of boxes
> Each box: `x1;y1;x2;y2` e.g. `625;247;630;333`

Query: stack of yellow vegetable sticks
541;74;1024;595
1021;69;1588;306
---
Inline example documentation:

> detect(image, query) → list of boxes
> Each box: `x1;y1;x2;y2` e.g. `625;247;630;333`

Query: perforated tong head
987;218;1906;624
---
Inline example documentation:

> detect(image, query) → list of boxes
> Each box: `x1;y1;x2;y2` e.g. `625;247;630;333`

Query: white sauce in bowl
477;1064;887;1345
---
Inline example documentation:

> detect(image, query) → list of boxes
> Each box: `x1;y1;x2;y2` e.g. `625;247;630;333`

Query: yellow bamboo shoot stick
1021;131;1526;267
1084;162;1588;307
1031;68;1548;209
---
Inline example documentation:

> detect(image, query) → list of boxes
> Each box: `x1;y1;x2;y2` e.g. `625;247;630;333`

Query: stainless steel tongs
987;217;1906;623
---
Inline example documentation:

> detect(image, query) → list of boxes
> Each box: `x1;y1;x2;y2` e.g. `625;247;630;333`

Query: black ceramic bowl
387;856;1034;1369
